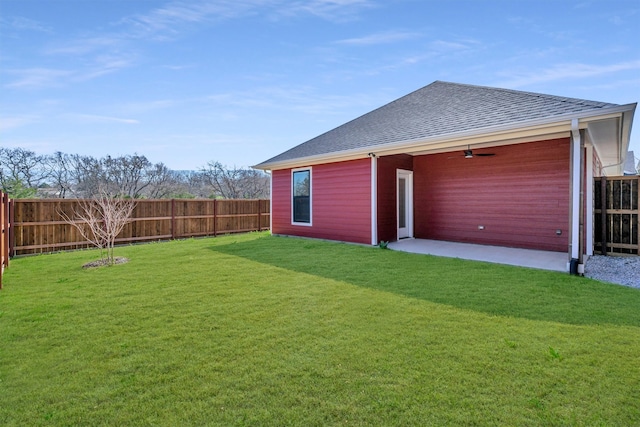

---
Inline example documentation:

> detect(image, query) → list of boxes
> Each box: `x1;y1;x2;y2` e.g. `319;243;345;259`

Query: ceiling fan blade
461;147;496;158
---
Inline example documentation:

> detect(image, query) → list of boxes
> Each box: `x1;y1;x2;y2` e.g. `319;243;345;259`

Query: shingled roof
255;81;622;168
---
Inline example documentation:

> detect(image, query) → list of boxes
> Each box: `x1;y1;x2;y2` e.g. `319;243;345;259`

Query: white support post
370;154;378;246
569;119;582;273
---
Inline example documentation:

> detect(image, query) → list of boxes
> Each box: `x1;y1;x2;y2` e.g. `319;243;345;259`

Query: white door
397;169;413;239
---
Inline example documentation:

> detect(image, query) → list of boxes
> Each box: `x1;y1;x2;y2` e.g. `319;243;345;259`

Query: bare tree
59;191;136;266
70;154;177;199
145;163;178;199
200;161;270;199
68;154;105;198
237;168;270;199
44;151;74;198
0;147;48;196
179;170;209;198
103;154;152;198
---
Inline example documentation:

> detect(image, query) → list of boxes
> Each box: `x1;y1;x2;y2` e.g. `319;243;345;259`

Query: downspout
569;119;584;274
578;129;585;272
369;153;378;246
268;170;273;234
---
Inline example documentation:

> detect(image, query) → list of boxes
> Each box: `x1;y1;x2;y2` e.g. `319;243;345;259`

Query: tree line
0;147;269;199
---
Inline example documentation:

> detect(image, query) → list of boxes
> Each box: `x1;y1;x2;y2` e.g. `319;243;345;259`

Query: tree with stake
59;191;136;266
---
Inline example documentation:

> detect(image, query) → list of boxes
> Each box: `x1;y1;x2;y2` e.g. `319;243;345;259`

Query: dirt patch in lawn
82;257;129;269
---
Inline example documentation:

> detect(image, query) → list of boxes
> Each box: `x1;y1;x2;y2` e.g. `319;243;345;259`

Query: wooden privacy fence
594;176;639;255
0;192;12;289
12;199;270;256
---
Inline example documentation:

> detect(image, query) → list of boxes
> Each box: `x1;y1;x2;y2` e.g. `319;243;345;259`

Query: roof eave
586;103;636;175
254;103;637;171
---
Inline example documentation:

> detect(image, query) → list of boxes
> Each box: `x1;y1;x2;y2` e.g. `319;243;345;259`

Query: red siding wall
377;154;413;243
271;159;372;244
413;138;570;252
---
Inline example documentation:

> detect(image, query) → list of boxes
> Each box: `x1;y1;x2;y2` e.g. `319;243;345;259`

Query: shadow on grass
210;235;640;327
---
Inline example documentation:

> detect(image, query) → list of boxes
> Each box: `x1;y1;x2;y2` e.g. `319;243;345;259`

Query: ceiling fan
464;145;495;158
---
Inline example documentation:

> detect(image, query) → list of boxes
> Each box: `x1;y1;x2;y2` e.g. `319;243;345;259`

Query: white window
292;168;311;225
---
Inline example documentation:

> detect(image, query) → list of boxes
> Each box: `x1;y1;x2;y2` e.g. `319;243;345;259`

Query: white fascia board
254;151;371;171
620;106;636;157
254;104;637;171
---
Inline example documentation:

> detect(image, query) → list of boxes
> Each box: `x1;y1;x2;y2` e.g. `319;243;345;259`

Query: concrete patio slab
388;239;568;272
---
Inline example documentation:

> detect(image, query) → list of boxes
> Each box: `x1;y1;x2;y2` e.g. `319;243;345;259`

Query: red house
254;81;636;272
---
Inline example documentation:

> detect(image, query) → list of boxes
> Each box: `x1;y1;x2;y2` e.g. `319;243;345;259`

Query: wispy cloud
65;114;140;124
507;15;577;42
121;99;178;114
121;0;373;40
45;36;124;55
277;0;373;22
428;39;473;52
206;84;381;116
496;60;640;88
367;38;481;73
336;30;422;46
121;1;234;40
162;64;196;71
4;52;135;89
78;54;136;80
4;68;73;89
1;16;52;33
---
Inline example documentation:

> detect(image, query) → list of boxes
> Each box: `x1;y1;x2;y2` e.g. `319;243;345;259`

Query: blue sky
1;0;639;170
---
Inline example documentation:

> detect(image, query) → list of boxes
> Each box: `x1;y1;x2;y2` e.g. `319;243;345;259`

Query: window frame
291;167;312;226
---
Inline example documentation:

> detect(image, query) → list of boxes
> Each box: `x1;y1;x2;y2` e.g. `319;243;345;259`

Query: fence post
0;192;11;289
1;192;4;289
4;196;7;268
9;198;14;257
213;199;217;237
171;199;176;240
257;200;262;231
600;177;607;256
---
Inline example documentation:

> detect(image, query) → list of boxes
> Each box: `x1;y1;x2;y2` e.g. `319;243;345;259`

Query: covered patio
388;238;567;272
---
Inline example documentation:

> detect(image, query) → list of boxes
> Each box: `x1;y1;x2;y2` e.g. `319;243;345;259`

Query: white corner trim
371;155;378;246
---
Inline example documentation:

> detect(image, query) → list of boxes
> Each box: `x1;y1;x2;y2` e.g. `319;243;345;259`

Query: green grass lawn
1;232;639;426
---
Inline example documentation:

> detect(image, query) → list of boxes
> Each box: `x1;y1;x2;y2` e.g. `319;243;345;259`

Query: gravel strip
584;255;640;289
